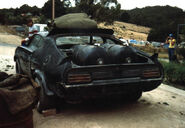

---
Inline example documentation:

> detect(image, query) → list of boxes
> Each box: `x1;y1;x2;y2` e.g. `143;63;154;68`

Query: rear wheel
35;77;57;113
128;91;142;102
15;59;23;74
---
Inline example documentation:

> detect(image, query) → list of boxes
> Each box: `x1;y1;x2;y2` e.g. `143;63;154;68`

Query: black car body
14;28;164;112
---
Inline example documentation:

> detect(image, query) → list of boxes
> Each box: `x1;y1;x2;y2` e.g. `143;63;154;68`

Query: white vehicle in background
151;41;161;48
119;38;129;46
34;24;49;37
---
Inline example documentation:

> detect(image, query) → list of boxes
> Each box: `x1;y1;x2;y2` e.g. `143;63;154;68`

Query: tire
35;77;56;113
128;91;142;102
15;59;23;74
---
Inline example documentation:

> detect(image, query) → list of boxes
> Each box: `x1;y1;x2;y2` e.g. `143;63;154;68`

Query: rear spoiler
48;28;114;36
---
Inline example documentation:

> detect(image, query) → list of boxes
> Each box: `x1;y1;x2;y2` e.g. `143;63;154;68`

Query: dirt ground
32;84;185;128
0;33;22;46
0;25;22;46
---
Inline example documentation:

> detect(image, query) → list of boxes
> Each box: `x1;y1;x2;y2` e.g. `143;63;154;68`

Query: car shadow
33;95;162;128
55;96;153;115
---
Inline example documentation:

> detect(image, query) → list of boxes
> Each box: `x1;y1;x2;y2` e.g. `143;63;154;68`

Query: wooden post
52;0;55;20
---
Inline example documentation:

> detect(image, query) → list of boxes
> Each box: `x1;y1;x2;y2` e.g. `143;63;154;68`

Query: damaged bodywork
14;28;164;112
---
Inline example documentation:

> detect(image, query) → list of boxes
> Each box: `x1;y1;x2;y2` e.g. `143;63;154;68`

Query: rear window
56;36;90;46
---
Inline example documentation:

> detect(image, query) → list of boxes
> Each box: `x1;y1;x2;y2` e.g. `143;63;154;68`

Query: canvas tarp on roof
53;13;97;29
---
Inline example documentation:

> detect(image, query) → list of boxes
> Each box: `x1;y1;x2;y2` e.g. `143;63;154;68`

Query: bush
160;61;185;85
176;47;185;60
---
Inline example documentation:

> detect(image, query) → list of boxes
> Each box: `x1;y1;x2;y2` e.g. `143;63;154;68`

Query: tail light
142;69;160;78
67;73;91;84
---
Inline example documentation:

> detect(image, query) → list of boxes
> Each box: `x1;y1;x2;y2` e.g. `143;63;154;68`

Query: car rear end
53;32;164;100
60;61;163;99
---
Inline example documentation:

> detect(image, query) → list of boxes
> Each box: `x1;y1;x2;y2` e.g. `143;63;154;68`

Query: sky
0;0;184;10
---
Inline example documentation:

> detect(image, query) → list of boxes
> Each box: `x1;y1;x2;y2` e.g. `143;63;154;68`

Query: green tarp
53;13;97;29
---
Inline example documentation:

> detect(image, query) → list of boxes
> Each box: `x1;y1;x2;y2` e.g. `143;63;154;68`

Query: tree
15;4;41;16
42;0;66;19
31;6;41;16
124;6;185;42
19;4;32;13
120;11;130;22
74;0;121;24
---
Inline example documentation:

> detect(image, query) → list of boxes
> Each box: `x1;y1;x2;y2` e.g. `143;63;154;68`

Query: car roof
34;24;47;27
48;28;114;36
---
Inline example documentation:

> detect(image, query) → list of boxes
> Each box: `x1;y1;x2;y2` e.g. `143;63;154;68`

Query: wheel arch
33;69;54;96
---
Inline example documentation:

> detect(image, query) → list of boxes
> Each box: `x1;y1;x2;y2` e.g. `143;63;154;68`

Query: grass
160;60;185;85
98;21;149;41
134;45;183;59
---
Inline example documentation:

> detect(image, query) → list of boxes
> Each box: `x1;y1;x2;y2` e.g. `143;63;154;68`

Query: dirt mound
0;25;17;35
0;25;22;45
0;33;22;46
98;21;151;41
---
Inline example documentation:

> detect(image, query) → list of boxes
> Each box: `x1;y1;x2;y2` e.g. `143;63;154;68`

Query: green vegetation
42;0;67;19
67;0;121;24
177;46;185;60
123;6;185;42
161;61;185;85
0;0;121;25
0;5;41;25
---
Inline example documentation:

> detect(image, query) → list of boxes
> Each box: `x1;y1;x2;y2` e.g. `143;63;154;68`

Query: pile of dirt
98;21;151;41
0;25;17;35
0;25;22;45
0;33;22;46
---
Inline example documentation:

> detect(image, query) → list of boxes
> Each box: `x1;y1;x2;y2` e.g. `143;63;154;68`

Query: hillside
0;21;150;46
98;21;151;41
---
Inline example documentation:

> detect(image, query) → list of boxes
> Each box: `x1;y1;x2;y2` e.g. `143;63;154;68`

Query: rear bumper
59;77;163;99
65;77;162;89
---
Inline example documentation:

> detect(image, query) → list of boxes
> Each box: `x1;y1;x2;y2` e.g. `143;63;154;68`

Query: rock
6;65;11;68
42;109;57;117
140;99;146;102
172;96;176;99
163;102;169;106
179;112;184;115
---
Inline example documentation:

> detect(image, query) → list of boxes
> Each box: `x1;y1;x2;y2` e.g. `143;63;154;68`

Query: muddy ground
0;43;185;128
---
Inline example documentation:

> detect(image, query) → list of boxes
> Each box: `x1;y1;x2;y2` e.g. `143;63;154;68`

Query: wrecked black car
14;28;164;112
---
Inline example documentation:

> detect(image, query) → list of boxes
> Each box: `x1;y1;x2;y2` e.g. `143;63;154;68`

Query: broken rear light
142;69;160;78
67;73;91;84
